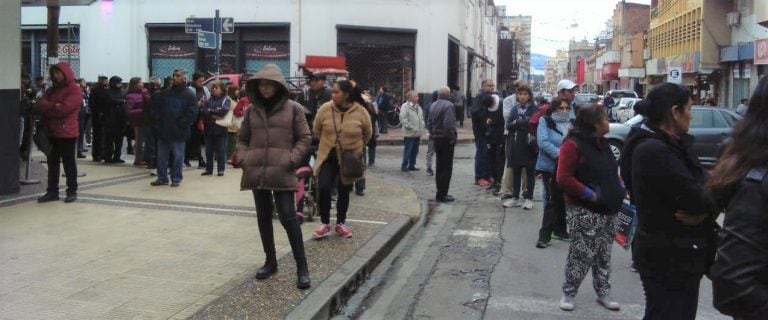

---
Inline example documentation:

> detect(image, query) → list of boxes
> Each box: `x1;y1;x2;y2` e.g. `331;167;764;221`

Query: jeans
317;153;352;225
77;111;89;153
253;190;306;262
639;273;702;320
91;115;103;160
132;126;145;162
367;135;377;164
377;108;389;133
538;172;568;242
156;139;185;183
204;133;227;173
46;138;78;194
474;136;489;180
402;137;420;169
433;137;455;199
512;165;536;199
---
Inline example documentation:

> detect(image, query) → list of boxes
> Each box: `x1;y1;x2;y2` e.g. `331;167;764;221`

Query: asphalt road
335;144;728;320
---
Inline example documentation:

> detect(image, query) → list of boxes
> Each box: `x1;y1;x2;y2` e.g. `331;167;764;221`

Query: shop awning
298;55;349;76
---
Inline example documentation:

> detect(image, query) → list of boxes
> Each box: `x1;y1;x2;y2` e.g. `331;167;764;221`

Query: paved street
339;144;727;320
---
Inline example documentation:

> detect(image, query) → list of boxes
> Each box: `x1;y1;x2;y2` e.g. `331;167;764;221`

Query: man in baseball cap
556;79;579;117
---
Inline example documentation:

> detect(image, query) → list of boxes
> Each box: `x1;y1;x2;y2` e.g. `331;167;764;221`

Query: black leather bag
331;107;365;179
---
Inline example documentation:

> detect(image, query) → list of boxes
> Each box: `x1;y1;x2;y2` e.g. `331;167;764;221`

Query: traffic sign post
185;11;234;74
668;67;682;84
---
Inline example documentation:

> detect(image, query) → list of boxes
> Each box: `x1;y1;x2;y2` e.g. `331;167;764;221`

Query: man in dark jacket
88;75;109;161
102;76;127;163
36;62;83;203
471;80;495;185
427;86;457;203
299;74;331;130
150;69;198;187
376;87;392;134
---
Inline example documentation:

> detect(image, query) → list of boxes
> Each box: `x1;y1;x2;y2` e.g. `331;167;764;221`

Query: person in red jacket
36;62;83;203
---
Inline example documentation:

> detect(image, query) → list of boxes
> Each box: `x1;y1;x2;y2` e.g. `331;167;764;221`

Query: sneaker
426;167;434;176
596;296;620;311
535;240;550;248
478;178;491;187
552;232;571;242
502;198;521;208
522;199;534;210
559;295;575;311
313;224;331;239
335;224;353;238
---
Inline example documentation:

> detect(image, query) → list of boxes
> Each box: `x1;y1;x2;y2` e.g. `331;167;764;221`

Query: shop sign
755;38;768;65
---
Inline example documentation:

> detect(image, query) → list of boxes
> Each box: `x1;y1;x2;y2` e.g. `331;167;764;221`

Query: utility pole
215;9;221;75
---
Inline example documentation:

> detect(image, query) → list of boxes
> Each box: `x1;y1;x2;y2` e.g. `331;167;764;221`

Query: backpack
527;104;550;153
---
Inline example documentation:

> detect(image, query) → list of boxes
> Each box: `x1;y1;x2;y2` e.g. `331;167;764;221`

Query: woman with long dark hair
311;80;373;239
236;64;312;289
708;76;768;319
555;104;624;311
620;82;717;319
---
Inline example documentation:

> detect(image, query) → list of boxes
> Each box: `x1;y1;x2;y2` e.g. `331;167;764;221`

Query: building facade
21;0;500;100
499;14;532;83
721;0;768;107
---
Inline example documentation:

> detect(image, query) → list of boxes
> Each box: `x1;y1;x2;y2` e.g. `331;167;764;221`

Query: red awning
299;55;349;76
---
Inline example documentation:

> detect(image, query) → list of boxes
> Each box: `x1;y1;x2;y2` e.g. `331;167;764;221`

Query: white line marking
0;174;147;206
76;196;389;225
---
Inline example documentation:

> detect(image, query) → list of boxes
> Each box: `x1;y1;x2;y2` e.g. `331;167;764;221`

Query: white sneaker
559;295;575;311
596;296;620;311
502;198;521;208
522;199;534;210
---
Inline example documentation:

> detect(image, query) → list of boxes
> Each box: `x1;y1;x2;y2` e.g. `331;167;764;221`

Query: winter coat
102;87;127;135
475;105;504;145
124;89;150;127
506;102;539;167
201;95;232;136
470;91;493;138
149;84;198;142
313;100;373;185
621;125;718;280
427;99;457;142
399;101;425;138
36;62;82;139
711;167;768;320
535;115;570;173
236;64;312;191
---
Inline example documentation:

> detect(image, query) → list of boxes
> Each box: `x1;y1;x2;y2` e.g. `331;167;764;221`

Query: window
691;110;728;128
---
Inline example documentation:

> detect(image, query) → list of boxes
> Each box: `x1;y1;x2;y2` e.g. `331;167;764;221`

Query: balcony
599;50;621;64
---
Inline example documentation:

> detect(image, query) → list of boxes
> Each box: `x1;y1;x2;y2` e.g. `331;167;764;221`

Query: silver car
604;106;743;166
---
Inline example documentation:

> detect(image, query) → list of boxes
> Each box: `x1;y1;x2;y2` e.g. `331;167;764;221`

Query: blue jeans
402;137;420;169
474;136;489;180
156;139;185;183
205;133;227;173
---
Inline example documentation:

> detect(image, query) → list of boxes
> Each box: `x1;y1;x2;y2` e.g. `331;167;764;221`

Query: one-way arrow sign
221;17;234;33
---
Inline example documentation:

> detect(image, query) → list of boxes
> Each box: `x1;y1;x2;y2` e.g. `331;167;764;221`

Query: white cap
556;79;577;92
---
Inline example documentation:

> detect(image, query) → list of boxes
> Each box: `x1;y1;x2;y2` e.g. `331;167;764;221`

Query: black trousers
46;137;78;194
91;115;104;160
488;143;505;185
640;272;702;320
103;129;124;161
433;137;455;199
252;190;306;262
317;154;352;224
512;165;536;199
538;172;568;241
186;125;205;164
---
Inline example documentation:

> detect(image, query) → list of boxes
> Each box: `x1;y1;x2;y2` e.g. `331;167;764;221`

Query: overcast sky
496;0;652;57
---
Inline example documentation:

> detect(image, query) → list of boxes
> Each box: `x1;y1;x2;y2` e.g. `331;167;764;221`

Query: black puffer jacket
711;168;768;320
622;125;718;280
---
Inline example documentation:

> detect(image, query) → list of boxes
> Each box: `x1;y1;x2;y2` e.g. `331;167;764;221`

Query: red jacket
36;62;82;138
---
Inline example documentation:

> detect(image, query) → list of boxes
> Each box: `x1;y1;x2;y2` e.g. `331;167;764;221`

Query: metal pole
215;9;221;75
67;22;71;63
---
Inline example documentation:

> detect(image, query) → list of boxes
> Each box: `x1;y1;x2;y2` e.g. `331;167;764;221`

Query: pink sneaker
313;224;331;239
478;178;491;187
335;224;353;238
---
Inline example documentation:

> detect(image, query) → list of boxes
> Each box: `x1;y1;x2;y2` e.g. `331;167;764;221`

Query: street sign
221;17;234;33
185;17;234;33
668;67;682;84
186;17;213;34
197;31;217;49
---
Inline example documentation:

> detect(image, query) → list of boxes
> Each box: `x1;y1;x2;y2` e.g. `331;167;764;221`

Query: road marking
0;173;148;206
76;196;389;225
452;229;498;247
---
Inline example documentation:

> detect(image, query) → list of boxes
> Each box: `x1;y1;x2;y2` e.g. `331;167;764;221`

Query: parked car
574;93;599;108
607;89;639;100
604;106;742;166
612;97;642;123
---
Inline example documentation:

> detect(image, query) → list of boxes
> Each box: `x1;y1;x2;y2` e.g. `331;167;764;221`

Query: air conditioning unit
727;12;741;27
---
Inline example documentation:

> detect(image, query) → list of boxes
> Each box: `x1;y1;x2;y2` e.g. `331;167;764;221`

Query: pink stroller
294;165;317;223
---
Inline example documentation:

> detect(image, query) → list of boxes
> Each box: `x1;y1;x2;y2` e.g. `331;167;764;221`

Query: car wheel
608;139;623;160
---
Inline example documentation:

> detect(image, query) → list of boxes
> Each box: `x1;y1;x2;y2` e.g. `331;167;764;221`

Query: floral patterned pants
562;205;617;298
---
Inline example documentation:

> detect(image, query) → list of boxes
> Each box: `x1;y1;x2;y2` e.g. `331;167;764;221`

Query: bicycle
385;103;402;129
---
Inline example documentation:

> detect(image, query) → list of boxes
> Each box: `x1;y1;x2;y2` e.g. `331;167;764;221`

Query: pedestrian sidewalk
0;154;421;319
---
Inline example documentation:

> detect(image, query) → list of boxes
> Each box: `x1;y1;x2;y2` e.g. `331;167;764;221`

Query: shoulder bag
332;107;365;179
215;98;234;128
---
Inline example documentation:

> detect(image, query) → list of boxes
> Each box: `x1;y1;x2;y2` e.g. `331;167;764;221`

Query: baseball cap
556;79;577;92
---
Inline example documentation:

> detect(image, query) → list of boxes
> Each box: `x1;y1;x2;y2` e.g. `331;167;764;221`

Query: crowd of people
25;60;768;317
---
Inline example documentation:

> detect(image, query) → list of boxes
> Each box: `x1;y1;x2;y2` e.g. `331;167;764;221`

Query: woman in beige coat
236;64;312;289
311;80;373;239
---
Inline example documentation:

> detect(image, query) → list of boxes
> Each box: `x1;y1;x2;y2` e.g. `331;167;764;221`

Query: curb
285;214;414;320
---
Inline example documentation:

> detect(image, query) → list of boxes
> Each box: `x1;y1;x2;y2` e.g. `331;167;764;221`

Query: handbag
215;98;234;128
331;108;365;179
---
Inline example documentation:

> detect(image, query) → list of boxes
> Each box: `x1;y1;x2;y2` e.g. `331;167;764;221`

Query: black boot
37;192;59;203
255;259;278;280
296;257;311;289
